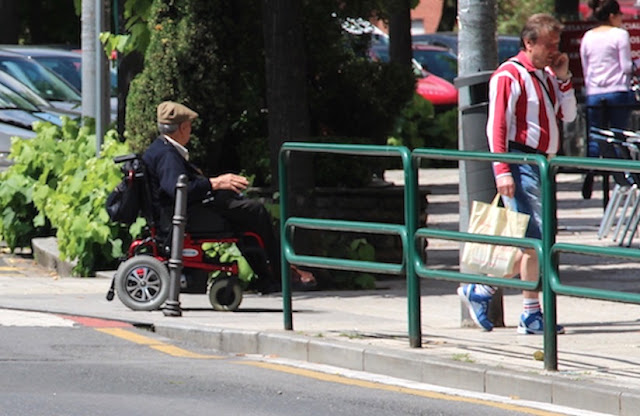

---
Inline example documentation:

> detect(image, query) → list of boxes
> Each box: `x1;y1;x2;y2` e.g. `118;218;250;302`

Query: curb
152;322;640;416
28;237;639;415
32;237;77;277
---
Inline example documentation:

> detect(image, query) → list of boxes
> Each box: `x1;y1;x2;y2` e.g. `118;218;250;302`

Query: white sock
523;298;541;316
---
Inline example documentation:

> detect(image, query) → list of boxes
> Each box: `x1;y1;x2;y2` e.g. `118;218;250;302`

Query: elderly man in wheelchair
109;101;315;312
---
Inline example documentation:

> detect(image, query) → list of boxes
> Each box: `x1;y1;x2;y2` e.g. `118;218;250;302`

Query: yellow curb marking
96;327;223;359
96;328;565;416
240;361;566;416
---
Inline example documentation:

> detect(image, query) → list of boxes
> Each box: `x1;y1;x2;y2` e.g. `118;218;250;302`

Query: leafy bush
0;118;132;275
319;236;377;290
389;94;458;167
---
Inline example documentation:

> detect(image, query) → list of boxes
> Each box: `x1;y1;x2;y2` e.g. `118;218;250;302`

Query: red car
415;69;458;107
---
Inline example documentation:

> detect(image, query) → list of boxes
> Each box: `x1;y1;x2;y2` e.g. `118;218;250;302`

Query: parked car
1;46;117;120
414;70;458;108
412;32;521;64
2;46;82;91
0;81;66;167
343;20;457;109
0;70;80;119
411;44;458;84
0;50;81;114
0;82;63;128
369;44;458;108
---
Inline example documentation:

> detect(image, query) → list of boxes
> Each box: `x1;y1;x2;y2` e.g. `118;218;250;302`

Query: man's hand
496;175;516;198
551;52;570;80
210;173;249;193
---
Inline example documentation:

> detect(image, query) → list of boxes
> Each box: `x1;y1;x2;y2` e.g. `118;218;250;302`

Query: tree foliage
126;0;415;186
125;0;266;175
497;0;555;34
0;0;80;45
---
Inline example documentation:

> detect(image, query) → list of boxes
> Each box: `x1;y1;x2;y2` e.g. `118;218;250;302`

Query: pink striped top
486;51;577;177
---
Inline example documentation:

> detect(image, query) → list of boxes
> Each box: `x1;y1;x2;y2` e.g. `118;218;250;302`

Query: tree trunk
262;0;311;192
0;0;19;43
437;0;458;32
388;1;412;70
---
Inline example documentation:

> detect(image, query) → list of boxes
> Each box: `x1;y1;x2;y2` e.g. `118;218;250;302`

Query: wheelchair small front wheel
208;277;242;311
115;256;170;311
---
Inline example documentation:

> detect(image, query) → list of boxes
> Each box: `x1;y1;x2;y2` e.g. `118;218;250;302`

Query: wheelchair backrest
109;153;156;226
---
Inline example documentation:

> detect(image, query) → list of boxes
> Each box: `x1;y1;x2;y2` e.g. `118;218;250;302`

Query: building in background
410;0;444;35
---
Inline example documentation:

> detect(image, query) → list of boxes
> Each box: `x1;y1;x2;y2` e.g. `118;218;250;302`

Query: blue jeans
586;91;635;157
501;156;542;240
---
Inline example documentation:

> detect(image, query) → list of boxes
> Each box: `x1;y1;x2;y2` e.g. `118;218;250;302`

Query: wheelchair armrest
113;153;140;164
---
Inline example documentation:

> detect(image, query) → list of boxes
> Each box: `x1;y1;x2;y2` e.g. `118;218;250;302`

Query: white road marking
0;309;75;327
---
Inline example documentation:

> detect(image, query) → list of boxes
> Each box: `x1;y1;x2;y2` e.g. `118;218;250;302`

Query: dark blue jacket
142;136;212;214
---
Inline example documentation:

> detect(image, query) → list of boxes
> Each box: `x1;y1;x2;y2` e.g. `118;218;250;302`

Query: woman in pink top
579;0;634;199
580;0;634;155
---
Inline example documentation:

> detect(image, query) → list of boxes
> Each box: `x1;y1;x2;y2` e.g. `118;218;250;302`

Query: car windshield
34;56;82;91
0;56;81;102
0;82;40;111
0;71;51;108
412;49;458;83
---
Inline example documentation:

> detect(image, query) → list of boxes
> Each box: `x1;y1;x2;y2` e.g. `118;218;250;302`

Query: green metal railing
547;159;640;294
278;143;422;347
411;149;563;370
278;143;640;371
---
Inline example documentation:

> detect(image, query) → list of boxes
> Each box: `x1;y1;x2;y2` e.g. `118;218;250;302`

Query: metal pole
406;151;421;348
542;160;559;370
81;0;95;121
95;0;104;157
163;174;188;317
279;148;293;330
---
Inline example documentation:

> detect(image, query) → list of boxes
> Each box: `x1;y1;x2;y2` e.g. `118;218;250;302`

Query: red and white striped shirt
487;51;577;177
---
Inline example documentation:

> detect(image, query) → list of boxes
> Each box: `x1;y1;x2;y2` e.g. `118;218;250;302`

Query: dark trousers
186;192;280;286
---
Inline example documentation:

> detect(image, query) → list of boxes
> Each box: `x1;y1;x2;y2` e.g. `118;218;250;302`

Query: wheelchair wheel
115;256;170;311
208;277;242;311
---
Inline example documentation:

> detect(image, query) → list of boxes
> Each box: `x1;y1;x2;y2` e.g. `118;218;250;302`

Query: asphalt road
0;310;606;416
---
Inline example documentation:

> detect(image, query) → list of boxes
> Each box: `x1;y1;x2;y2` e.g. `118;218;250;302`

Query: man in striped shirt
458;13;576;334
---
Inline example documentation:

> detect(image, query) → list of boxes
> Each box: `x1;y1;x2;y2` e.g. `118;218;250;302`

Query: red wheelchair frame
106;154;265;312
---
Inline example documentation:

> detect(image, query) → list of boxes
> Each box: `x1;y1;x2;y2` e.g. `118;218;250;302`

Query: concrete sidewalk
4;168;640;415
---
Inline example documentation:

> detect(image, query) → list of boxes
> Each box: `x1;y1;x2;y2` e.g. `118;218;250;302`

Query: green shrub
389;94;458;167
318;236;377;290
0;118;132;275
125;0;266;174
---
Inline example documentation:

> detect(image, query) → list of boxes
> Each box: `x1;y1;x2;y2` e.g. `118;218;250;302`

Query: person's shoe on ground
517;311;565;335
457;284;493;331
291;265;317;291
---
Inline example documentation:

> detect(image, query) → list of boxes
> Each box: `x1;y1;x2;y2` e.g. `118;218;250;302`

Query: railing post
163;174;188;317
279;149;293;330
541;159;558;370
406;152;421;347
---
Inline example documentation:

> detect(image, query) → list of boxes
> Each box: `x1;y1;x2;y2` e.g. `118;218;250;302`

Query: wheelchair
105;153;267;312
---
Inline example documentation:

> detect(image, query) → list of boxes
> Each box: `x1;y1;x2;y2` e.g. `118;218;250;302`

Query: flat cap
157;101;198;124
